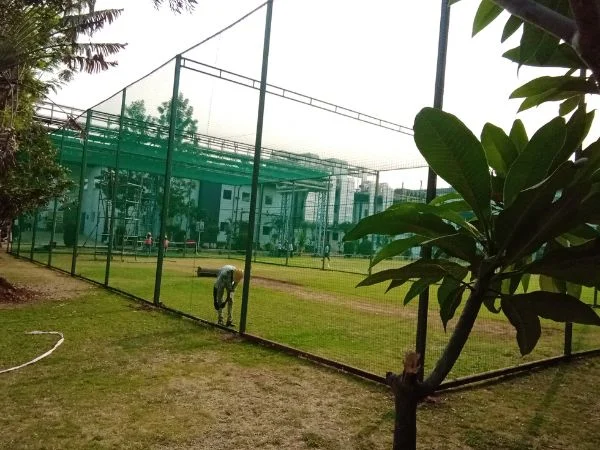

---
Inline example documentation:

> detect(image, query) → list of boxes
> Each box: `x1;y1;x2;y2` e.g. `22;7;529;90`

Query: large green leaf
370;235;427;268
481;123;519;176
561;223;600;245
510;76;596;99
539;274;566;293
413;108;491;225
501;15;522;42
503;181;591;263
559;96;580;116
503;117;566;206
438;276;468;331
573;140;600;183
518;21;546;66
403;276;442;305
526;238;600;287
472;0;503;36
343;202;455;242
510;291;600;325
509;119;528;152
421;233;479;265
497;162;576;251
430;192;462;206
494;161;578;258
503;43;584;69
516;89;583;113
501;296;541;355
549;108;594;173
357;259;467;288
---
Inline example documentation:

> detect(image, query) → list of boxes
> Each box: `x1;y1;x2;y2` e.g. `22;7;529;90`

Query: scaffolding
92;170;146;260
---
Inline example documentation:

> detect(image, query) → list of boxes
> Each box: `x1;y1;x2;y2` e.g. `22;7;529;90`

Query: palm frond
153;0;197;14
62;53;117;73
60;8;123;37
72;42;126;56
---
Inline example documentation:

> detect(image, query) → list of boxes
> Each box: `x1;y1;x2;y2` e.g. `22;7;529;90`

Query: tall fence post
153;56;182;306
239;0;274;334
254;183;264;263
29;209;39;260
48;133;66;267
48;200;58;266
71;110;92;275
105;89;127;286
368;171;380;276
285;182;295;266
321;176;332;270
416;0;451;381
16;216;22;256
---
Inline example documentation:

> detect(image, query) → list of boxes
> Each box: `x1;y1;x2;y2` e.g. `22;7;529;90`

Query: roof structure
41;104;376;189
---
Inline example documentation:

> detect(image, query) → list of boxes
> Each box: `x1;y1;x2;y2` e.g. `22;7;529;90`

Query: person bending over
213;265;244;327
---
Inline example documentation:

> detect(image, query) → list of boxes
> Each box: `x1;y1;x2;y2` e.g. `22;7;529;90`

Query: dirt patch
0;252;91;306
0;277;40;304
252;275;303;286
251;276;416;319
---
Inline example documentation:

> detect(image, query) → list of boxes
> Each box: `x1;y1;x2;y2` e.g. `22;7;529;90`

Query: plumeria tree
345;1;600;448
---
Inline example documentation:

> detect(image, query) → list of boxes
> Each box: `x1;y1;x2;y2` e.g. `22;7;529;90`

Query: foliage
0;0;125;84
156;92;199;144
1;0;124;228
0;123;72;228
346;0;600;397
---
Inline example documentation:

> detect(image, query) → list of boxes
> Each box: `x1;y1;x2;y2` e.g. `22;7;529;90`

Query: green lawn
12;245;600;381
3;252;600;449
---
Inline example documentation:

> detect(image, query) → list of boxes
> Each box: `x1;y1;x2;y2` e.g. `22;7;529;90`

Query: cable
0;331;64;375
179;1;269;56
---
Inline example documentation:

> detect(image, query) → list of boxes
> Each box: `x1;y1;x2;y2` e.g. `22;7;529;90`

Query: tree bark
387;352;433;450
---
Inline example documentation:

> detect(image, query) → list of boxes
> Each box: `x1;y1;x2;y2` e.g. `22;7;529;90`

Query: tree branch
492;0;577;42
570;0;600;87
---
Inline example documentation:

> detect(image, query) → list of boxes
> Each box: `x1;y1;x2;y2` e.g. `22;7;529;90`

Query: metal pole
321;176;332;270
29;209;39;260
71;110;92;275
416;0;451;381
285;182;295;266
254;183;265;262
16;216;22;256
153;56;182;306
369;171;380;276
48;133;65;267
105;88;127;286
239;0;274;334
48;200;58;266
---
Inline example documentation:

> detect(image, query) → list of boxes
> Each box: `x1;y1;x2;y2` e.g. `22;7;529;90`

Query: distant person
323;243;331;269
288;241;294;258
163;235;169;255
144;232;153;255
213;265;244;327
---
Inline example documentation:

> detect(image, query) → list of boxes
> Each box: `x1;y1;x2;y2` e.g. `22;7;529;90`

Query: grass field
3;252;600;449
11;241;600;382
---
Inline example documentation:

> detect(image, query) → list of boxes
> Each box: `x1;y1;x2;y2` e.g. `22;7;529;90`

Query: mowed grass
17;248;600;380
3;253;600;449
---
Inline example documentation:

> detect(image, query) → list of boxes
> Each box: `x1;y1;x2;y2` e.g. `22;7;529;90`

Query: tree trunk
387;352;433;450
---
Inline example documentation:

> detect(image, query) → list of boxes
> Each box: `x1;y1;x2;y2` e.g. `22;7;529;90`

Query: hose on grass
0;331;64;374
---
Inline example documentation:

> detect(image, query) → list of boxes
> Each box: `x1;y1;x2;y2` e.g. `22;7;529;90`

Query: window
264;195;273;205
332;232;339;240
222;189;232;200
220;222;229;232
262;226;272;236
242;192;250;202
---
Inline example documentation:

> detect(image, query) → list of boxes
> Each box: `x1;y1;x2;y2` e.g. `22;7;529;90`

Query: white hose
0;331;64;374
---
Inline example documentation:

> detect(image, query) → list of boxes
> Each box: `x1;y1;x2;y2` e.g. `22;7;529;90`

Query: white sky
51;0;600;189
